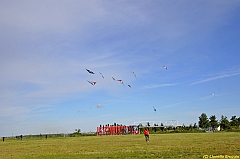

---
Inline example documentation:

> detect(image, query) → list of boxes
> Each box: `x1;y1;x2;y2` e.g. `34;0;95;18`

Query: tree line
198;113;240;130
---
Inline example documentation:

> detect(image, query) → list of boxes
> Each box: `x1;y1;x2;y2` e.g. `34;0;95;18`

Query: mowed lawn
1;132;240;159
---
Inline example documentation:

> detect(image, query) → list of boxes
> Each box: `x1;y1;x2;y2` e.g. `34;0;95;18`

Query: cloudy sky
1;0;240;136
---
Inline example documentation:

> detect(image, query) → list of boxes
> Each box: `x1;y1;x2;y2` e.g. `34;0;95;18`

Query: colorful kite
132;72;136;78
87;80;97;86
163;66;167;70
86;69;95;74
117;80;124;86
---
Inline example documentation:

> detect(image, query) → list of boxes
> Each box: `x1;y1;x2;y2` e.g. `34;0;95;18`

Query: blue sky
1;0;240;136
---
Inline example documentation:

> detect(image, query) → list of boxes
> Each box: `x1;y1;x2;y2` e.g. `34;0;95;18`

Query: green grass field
1;132;240;159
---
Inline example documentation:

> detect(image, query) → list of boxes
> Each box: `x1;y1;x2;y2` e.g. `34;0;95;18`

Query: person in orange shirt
144;127;149;142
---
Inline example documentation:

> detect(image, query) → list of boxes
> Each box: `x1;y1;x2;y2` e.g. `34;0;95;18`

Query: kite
97;104;103;108
128;84;131;88
117;80;124;86
99;72;104;79
163;66;167;70
212;93;215;96
112;77;116;81
153;106;156;113
87;80;97;86
132;72;136;78
86;69;95;74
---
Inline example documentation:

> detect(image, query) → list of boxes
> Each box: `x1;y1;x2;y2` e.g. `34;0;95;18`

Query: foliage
193;123;198;129
230;116;238;126
220;115;230;130
198;113;209;130
198;113;239;131
209;115;219;129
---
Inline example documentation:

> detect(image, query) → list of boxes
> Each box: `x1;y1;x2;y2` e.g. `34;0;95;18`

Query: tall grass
1;132;239;158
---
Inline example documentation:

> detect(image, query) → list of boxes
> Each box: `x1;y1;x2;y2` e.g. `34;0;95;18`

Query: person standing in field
144;127;149;142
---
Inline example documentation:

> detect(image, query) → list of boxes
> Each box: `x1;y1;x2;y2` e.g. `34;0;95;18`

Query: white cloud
189;70;240;86
143;83;178;89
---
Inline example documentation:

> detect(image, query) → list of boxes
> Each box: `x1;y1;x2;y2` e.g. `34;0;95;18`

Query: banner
97;125;140;136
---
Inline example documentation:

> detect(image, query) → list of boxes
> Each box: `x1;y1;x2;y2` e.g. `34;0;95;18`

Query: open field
1;132;240;159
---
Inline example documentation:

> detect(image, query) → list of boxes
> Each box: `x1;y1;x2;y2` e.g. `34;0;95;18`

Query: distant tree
72;129;81;135
146;122;150;127
168;126;173;130
220;115;230;130
178;124;186;131
209;115;219;130
230;116;238;126
160;123;164;131
193;123;198;130
238;117;240;126
189;124;193;131
198;113;209;130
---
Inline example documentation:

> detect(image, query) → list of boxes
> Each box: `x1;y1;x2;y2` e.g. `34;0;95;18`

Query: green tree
75;129;81;134
189;124;193;131
198;113;209;130
238;117;240;126
220;115;230;130
209;115;219;130
230;116;238;126
160;123;164;131
146;122;150;127
193;123;198;130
